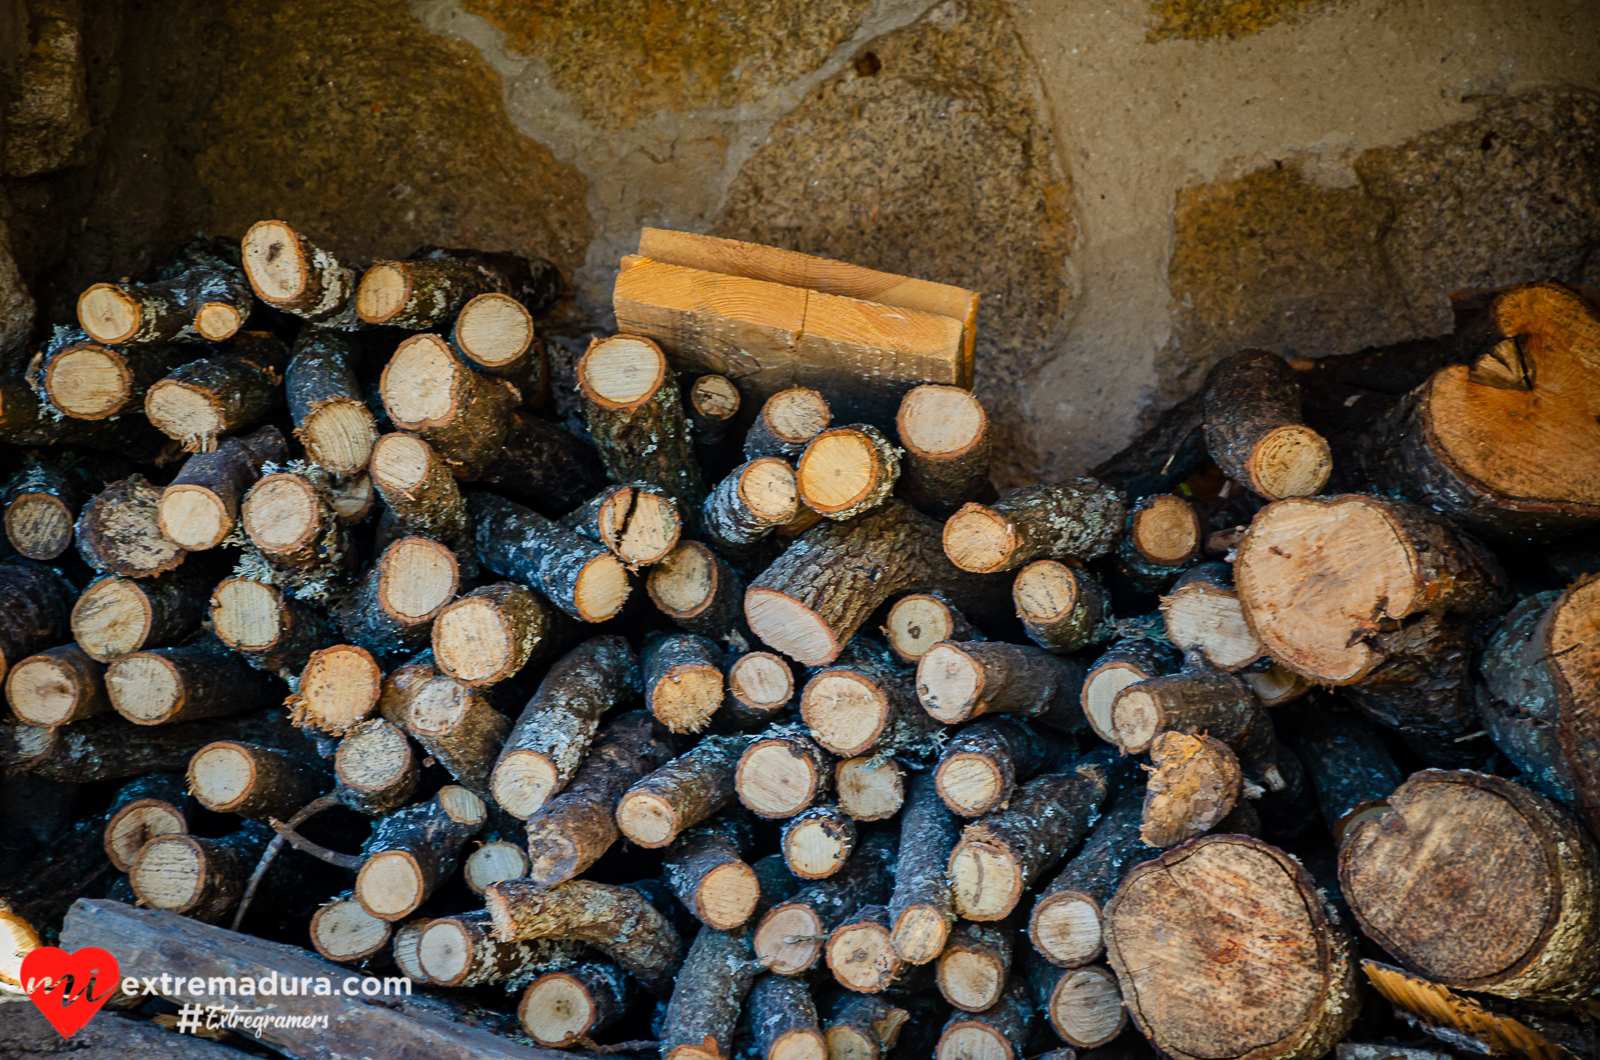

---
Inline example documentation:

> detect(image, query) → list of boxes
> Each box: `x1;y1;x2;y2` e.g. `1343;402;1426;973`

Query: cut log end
520;971;601;1046
379;536;460;624
335;719;416;799
194;302;243;343
6;493;72;561
104;800;186;873
104;653;183;725
898;385;986;457
746;587;838;667
415;918;479;985
42;344;131;419
884;594;960;663
1032;894;1104;968
935;754;1005;818
729;652;794;713
1140;731;1242;849
1082;661;1151;744
741;457;800;522
1109;688;1160;754
763;387;831;446
296;645;383;735
801;670;887;758
782;807;856;879
827;914;899;993
615;791;680;848
1249;425;1332;500
77;283;140;345
369;430;431;491
574;553;631;623
463;841;529;896
690;374;740;421
242;220;309;304
942;504;1016;574
457;293;534;368
243;473;323;555
597;486;682;568
301;398;379;476
383;334;466;428
6;649;100;726
1013;560;1080;625
836;756;904;822
210;577;283;651
1131;494;1202;566
433;591;535;687
698;861;761;929
1048;965;1127;1048
490;750;560;820
355;263;412;325
755;904;825;976
187;743;258;813
798;428;890;514
948;840;1022;922
158;485;230;551
578;335;667;411
129;835;207;913
650;663;723;734
892;906;951;967
309;893;391;962
916;642;982;725
356;850;425;921
737;740;823;819
936;1021;1014;1060
145;381;224;451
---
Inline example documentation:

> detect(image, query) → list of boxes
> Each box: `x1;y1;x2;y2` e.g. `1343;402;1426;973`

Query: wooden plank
638;227;978;385
614;256;966;425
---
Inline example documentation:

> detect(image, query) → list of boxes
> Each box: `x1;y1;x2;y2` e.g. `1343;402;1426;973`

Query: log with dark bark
78;255;251;345
76;475;186;579
947;761;1108;921
647;540;746;643
1080;637;1183;745
158;425;286;551
935;978;1033;1060
433;582;556;688
333;534;459;653
796;424;900;520
358;248;554;330
1029;786;1151;968
754;832;896;976
643;632;725;734
453;293;549;409
933;716;1074;818
746;973;826;1060
471;493;632;624
286;643;383;736
475;411;608;511
1013;561;1110;655
578;334;704;504
241;221;360;324
895;384;991;518
700;457;799;568
519;961;634;1047
34;338;192;422
737;724;830;819
936;920;1012;1012
1339;769;1600;1001
485;878;683;995
286;328;379;476
130;821;272;923
887;768;961;965
1275;695;1402;842
2;456;122;564
416;910;583;988
688;373;740;447
490;635;637;820
725;651;795;728
1104;834;1358;1060
1203;349;1332;500
563;482;684;570
1109;662;1291;790
745;387;831;460
1117;493;1203;590
800;638;933;760
210;576;335;677
242;469;361;599
1028;957;1129;1049
369;431;475;565
5;642;108;726
105;635;284;726
0;375;170;455
663;813;760;930
1139;731;1241;849
380;333;518;479
6;708;298;783
917;640;1086;731
144;332;290;452
826;904;918;994
101;773;193;872
187;740;331;820
616;735;748;849
824;994;910;1060
333;717;419;816
1159;562;1265;671
0;558;71;686
355;785;486;921
401;674;511;793
943;480;1126;575
1475;575;1600;839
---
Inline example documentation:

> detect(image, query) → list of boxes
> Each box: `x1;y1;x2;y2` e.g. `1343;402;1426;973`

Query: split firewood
332;534;459;653
1;457;109;560
935;979;1034;1060
130;821;272;923
358;248;555;330
453;294;550;409
158;425;286;551
1012;560;1110;654
70;567;212;664
143;332;290;452
1081;636;1180;744
188;740;330;820
7;708;298;783
471;493;631;624
835;755;905;822
1339;769;1600;1001
209;576;335;677
1345;282;1600;542
1475;575;1600;838
355;785;486;921
241;469;360;599
736;724;830;819
1203;349;1332;500
796;424;900;520
647;539;746;643
947;760;1107;921
401;673;511;793
490;635;637;820
1030;786;1151;968
895;384;991;518
663;814;761;930
5;642;107;726
1104;834;1358;1060
933;716;1075;818
1110;661;1292;790
519;961;634;1048
886;769;960;965
616;735;748;849
883;591;981;665
333;718;419;815
780;803;855;880
725;650;795;729
241;221;359;323
368;431;475;565
1027;957;1129;1049
1235;494;1505;758
746;973;826;1060
936;920;1013;1012
687;374;740;446
76;475;186;578
917;640;1086;731
578;334;704;504
1139;731;1242;849
1159;562;1265;671
380;333;518;478
1276;696;1402;842
1359;960;1577;1060
745;387;831;460
943;479;1127;574
754;831;896;976
1117;493;1203;589
485;878;683;995
286;329;378;476
433;582;556;687
101;773;193;872
105;635;284;726
474;411;608;511
563;482;683;570
643;632;725;734
800;638;933;760
700;457;799;568
309;890;392;963
415;910;583;988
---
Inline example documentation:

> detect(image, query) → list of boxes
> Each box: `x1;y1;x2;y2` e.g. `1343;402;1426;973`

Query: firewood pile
0;220;1597;1060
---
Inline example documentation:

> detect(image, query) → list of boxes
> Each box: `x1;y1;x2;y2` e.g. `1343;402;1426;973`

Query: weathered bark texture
1013;560;1111;654
76;476;186;579
917;640;1086;731
943;480;1127;575
380;333;518;479
888;769;961;965
471;493;631;624
144;333;290;452
617;735;748;849
105;635;284;726
485;878;683;995
1030;786;1152;968
158;425;286;551
1203;349;1332;500
578;335;704;505
286;329;379;476
356;786;486;921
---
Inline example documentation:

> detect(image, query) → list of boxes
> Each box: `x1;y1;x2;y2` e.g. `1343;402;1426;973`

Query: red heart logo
21;947;119;1039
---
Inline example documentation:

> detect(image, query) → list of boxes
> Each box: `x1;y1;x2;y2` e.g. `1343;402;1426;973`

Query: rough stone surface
1145;0;1349;42
0;1002;250;1058
715;0;1075;485
3;0;90;178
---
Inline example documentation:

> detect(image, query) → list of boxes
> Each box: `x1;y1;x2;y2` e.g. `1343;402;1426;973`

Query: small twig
579;1038;659;1054
232;792;348;928
270;818;364;871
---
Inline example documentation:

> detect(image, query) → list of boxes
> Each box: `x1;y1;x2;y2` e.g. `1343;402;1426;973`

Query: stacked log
1;230;1596;1060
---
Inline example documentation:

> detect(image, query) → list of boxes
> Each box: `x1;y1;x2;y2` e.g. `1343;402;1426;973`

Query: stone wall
1;0;1596;482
